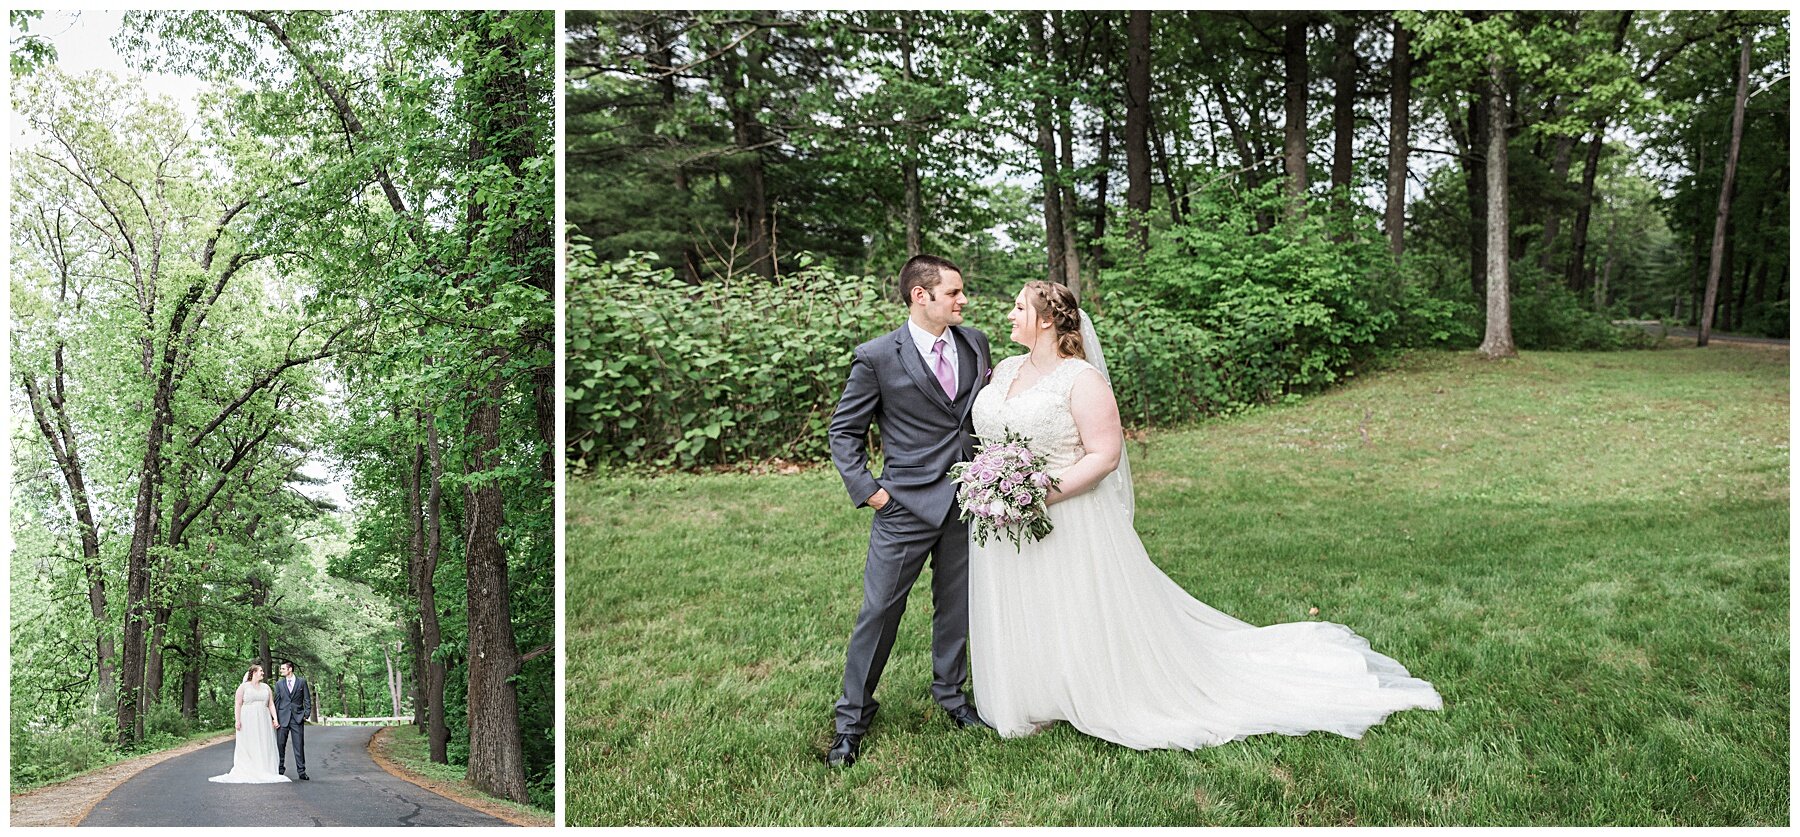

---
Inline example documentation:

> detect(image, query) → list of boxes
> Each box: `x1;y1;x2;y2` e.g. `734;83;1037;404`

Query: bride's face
1007;289;1043;348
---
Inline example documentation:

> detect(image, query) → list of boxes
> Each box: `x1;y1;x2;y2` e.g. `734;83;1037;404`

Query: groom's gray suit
274;673;311;776
829;321;992;735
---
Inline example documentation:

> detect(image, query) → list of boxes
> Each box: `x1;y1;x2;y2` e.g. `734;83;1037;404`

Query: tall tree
1698;31;1753;347
1283;16;1311;217
1125;10;1152;252
1478;48;1517;358
1385;20;1413;256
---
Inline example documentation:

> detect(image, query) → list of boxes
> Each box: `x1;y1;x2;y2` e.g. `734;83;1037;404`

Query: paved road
1620;321;1789;346
81;726;512;827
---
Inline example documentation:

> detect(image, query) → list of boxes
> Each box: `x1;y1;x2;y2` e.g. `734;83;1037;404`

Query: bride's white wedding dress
208;682;290;783
968;355;1442;750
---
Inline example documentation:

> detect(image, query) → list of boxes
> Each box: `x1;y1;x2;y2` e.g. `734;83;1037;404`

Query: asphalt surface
80;726;513;827
1620;321;1789;345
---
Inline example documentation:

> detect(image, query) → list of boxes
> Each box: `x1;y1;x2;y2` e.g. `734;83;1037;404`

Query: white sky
14;10;353;513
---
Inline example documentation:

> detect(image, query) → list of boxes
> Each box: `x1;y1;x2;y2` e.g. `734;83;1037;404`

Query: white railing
321;715;412;725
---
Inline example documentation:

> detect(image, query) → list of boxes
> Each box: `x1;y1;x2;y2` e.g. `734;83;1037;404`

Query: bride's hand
236;720;242;731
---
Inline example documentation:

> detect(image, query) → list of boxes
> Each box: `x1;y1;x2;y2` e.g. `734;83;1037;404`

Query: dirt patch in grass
10;731;233;827
365;727;553;827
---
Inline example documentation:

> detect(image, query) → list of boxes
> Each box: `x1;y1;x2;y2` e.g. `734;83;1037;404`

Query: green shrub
1735;300;1788;339
1511;278;1658;350
567;245;897;469
142;702;193;741
10;709;115;789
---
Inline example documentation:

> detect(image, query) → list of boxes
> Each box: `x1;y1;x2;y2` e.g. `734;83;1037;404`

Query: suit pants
276;721;306;774
834;500;970;735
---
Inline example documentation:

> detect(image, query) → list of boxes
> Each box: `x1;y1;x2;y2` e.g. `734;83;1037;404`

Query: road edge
364;726;552;828
10;730;235;827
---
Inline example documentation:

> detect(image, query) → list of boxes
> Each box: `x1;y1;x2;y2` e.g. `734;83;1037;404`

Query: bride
967;281;1442;750
209;663;291;783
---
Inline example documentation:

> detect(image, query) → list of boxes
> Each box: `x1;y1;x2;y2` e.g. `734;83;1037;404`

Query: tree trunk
720;27;774;279
1283;16;1311;217
1478;52;1517;359
1462;91;1489;300
1699;34;1752;347
1052;11;1083;295
421;416;450;763
146;604;171;706
1089;20;1114;279
386;647;402;718
1385;19;1412;256
1537;133;1577;273
1125;10;1152;252
408;617;426;727
179;596;202;719
463;362;528;803
1330;17;1357;197
900;13;923;256
1566;12;1632;289
1028;12;1068;284
21;350;114;703
1150;117;1183;227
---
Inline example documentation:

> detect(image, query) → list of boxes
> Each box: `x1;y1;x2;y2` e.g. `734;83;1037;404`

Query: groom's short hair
899;254;962;305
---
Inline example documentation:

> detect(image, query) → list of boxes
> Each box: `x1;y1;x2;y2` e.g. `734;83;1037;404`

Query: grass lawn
566;347;1788;826
374;725;554;823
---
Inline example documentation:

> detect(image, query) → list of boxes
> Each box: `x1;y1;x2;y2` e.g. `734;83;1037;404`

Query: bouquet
949;430;1060;549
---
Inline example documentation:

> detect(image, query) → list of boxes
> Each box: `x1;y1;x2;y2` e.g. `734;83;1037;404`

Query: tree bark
900;13;923;256
1028;12;1069;284
1053;11;1084;295
1699;33;1752;347
1125;10;1152;252
420;413;450;763
408;617;426;728
462;361;528;803
1330;17;1357;197
386;647;402;718
179;594;202;718
458;14;531;802
1283;16;1311;218
1150;117;1183;227
1478;51;1517;359
1461;90;1490;301
1385;19;1412;256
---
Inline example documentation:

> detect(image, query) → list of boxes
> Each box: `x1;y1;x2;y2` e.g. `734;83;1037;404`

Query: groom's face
914;269;966;329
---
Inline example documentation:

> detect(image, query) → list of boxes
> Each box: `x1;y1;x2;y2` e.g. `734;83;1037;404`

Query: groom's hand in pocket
868;488;890;511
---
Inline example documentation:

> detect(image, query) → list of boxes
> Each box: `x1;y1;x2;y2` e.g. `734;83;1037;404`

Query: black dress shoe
298;773;310;780
946;705;993;730
825;733;861;767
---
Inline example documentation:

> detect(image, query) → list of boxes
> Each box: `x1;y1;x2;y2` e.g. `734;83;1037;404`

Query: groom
274;661;312;780
825;254;993;768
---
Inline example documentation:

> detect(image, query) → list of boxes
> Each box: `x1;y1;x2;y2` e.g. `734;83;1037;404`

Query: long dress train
968;356;1442;750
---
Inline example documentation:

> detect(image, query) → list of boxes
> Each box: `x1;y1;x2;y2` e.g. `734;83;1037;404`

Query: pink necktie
932;338;955;399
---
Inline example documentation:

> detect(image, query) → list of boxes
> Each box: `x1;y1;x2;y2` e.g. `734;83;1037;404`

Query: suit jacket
830;323;992;525
275;675;311;727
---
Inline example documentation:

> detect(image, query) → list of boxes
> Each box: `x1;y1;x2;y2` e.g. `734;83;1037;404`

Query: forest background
566;10;1790;468
9;10;555;810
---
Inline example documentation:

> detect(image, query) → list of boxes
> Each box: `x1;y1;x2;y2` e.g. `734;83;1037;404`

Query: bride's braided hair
1024;280;1086;360
244;663;263;683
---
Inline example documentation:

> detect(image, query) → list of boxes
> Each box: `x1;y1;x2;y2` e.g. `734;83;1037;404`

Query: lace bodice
240;683;271;706
972;355;1097;474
